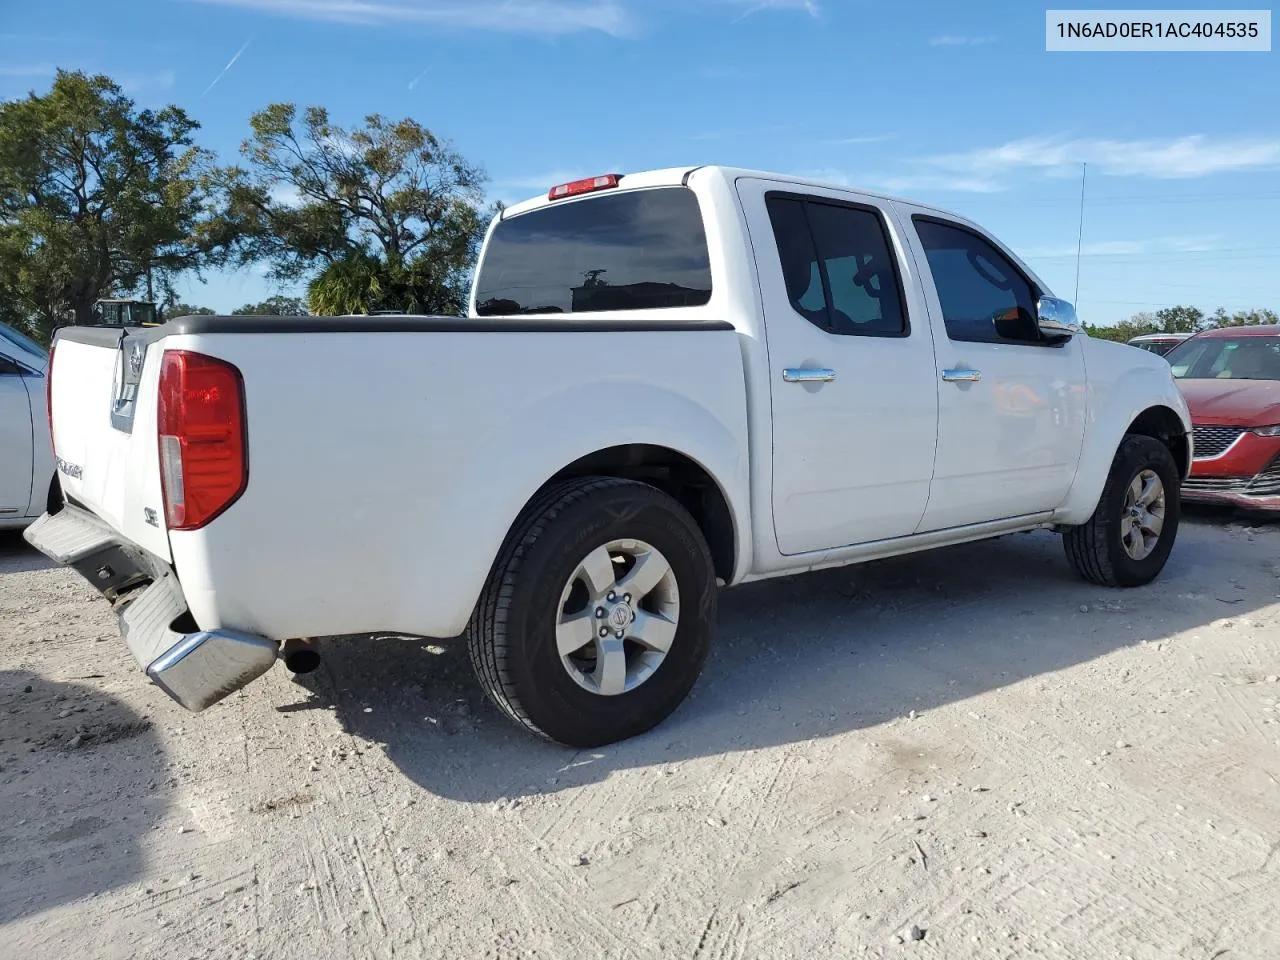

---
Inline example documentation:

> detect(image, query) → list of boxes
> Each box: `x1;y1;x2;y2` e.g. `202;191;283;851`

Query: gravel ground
2;513;1279;959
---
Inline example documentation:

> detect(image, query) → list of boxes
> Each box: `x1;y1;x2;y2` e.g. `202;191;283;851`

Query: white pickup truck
26;166;1192;747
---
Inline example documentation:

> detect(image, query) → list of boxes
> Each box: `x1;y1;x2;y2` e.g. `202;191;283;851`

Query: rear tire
467;477;717;747
1063;434;1181;587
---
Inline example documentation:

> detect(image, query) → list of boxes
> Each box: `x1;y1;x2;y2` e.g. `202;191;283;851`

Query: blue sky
2;0;1277;325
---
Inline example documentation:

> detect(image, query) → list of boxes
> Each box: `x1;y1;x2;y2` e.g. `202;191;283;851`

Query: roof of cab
498;164;970;223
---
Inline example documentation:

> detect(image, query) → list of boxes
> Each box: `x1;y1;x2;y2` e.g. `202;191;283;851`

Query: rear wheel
1063;434;1181;587
467;477;717;747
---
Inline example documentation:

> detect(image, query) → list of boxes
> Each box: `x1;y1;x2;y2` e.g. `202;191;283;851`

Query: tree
1153;305;1205;334
1087;304;1277;342
1083;312;1160;343
162;301;216;318
0;70;236;340
220;104;494;315
1214;308;1278;328
231;295;307;316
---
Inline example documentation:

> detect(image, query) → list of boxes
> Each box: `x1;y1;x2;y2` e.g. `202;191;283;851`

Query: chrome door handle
783;367;837;383
942;368;982;383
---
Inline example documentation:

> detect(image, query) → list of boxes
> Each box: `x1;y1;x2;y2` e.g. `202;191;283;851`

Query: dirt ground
2;512;1279;960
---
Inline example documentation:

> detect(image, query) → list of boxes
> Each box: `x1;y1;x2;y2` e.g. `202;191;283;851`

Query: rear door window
765;194;907;337
474;187;713;316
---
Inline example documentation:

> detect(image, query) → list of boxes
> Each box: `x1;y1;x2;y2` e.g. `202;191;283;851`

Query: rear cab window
473;187;713;316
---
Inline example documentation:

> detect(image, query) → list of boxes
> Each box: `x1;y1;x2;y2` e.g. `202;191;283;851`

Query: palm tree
306;253;386;316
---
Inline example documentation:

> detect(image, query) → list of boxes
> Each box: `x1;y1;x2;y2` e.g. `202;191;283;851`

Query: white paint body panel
891;199;1090;531
735;178;940;553
44;165;1189;642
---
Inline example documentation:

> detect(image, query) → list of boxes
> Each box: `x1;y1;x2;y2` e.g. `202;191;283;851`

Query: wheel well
543;444;737;583
1127;406;1190;478
46;473;63;515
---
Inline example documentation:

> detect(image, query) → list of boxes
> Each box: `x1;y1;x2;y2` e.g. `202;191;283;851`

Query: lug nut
615;630;625;639
595;607;606;619
599;627;609;638
607;592;617;602
623;593;631;603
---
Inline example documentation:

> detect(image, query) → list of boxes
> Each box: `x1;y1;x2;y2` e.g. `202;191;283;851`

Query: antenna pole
1073;161;1087;304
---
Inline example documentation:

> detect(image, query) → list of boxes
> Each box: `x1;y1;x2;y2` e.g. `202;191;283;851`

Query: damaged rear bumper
23;506;278;711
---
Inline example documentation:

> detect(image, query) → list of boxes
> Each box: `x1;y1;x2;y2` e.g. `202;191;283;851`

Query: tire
1063;434;1181;588
467;476;718;747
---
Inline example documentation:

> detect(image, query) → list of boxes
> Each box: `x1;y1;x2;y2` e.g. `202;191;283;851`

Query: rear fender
398;380;750;637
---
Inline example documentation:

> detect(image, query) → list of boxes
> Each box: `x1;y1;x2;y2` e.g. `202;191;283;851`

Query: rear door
0;352;34;518
899;209;1088;531
737;178;940;554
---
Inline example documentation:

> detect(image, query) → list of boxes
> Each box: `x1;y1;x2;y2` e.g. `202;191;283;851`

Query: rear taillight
157;350;247;531
45;341;55;453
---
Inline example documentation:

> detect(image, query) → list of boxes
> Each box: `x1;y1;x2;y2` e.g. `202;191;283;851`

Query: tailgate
50;327;172;562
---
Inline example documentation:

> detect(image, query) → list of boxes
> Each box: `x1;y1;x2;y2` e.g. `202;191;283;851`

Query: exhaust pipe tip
280;638;321;675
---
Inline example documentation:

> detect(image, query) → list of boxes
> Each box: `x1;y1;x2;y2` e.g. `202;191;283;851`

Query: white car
0;321;55;530
25;166;1192;746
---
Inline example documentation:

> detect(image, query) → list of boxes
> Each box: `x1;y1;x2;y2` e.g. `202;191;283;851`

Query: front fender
398;378;751;637
1055;340;1192;525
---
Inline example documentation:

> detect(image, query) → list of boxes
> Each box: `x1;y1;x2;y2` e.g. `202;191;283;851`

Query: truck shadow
0;530;56;574
303;521;1278;804
0;671;163;924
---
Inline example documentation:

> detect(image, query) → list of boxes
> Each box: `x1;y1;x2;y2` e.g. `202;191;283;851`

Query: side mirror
1036;296;1081;339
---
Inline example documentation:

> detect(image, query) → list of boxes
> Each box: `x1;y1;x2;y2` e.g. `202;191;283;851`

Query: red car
1166;325;1280;512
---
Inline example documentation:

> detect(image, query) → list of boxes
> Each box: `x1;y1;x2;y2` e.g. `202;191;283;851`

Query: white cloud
202;38;252;97
1019;236;1222;259
925;135;1280;180
868;173;1006;194
727;0;819;20
784;167;1002;196
929;35;996;46
820;134;898;145
0;65;56;77
192;0;637;36
119;70;179;94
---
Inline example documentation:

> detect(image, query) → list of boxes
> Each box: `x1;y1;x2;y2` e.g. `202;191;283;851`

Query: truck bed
49;315;749;642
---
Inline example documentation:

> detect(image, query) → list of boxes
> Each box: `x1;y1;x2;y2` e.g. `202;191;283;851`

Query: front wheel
467;477;717;747
1063;434;1181;587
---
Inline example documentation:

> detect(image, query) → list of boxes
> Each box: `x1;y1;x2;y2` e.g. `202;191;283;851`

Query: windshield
0;320;47;360
1165;335;1280;380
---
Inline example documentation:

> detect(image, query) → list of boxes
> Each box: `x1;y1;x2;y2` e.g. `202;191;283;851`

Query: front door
899;210;1088;532
737;179;940;555
0;358;35;517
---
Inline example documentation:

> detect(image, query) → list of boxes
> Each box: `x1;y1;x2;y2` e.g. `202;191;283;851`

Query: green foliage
1087;305;1277;343
1213;307;1278;328
220;103;494;315
231;295;307;316
0;70;237;340
162;301;216;318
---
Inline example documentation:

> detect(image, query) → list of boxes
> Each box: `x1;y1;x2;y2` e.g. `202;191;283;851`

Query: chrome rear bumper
22;507;278;711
